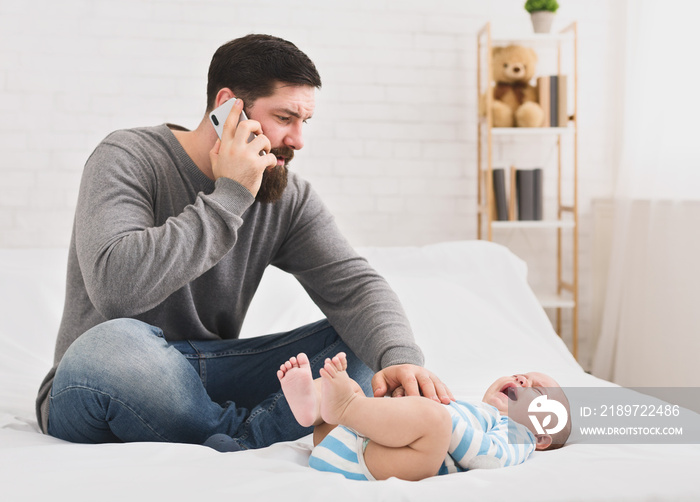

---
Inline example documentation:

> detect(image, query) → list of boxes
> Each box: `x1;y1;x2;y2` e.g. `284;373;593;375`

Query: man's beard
255;146;294;204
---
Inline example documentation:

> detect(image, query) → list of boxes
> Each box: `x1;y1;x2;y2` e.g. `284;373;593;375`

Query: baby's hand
391;386;406;398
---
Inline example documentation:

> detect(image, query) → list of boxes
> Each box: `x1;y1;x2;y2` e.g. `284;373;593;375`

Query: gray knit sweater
36;124;423;433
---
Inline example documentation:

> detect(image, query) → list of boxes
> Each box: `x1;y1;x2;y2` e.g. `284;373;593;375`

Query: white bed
1;240;698;501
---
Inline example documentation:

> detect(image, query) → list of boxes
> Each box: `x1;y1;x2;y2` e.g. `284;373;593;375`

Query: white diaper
308;425;376;481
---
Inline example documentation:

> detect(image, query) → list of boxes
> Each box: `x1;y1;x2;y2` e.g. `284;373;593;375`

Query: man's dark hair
206;34;322;111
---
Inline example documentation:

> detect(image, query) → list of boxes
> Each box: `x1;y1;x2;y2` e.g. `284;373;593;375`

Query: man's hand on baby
371;364;454;404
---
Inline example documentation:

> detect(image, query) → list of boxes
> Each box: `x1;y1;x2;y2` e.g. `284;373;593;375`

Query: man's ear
215;88;236;108
534;434;552;450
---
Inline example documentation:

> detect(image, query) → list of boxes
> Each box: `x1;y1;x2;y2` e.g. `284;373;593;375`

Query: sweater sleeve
270;179;424;371
74;134;255;318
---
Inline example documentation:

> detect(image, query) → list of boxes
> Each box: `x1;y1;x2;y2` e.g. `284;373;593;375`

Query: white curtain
591;1;700;386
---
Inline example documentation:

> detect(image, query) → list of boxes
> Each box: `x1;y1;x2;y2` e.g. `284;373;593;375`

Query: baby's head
482;372;571;450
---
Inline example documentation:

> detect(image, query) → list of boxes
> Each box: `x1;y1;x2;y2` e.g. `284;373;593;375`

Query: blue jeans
47;318;372;450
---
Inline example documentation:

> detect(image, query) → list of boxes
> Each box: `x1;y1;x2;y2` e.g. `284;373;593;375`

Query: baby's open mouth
500;382;517;400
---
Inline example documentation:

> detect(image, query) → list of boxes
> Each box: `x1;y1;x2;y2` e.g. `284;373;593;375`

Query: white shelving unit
476;22;579;358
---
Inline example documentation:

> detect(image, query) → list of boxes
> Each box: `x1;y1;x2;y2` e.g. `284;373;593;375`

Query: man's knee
54;318;167;387
81;318;165;345
49;318;202;443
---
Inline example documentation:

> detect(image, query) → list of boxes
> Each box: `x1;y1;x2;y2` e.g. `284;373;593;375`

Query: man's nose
284;123;304;151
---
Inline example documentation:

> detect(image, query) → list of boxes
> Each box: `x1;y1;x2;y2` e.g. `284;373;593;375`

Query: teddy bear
489;45;544;127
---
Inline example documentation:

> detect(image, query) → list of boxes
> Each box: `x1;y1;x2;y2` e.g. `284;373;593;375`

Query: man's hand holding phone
209;98;276;198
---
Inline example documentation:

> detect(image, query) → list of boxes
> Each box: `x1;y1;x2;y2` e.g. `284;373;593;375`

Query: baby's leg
277;353;322;427
320;354;452;481
310;353;367;445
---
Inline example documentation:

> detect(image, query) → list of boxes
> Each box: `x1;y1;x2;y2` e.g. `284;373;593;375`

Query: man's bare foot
277;353;319;427
319;352;360;426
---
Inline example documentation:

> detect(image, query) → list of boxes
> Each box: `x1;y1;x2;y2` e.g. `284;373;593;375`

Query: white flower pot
530;11;555;33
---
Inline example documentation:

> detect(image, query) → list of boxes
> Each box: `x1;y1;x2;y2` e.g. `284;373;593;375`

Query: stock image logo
506;387;700;445
528;395;569;435
505;387;572;444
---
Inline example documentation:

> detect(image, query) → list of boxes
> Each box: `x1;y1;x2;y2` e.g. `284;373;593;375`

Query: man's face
245;83;315;203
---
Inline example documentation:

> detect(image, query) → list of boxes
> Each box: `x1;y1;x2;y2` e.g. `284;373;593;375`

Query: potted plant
524;0;559;33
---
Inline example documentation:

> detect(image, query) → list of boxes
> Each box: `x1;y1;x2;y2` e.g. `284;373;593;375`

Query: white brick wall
0;0;624;365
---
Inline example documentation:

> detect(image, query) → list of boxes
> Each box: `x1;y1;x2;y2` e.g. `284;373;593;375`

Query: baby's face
482;372;561;416
483;372;569;450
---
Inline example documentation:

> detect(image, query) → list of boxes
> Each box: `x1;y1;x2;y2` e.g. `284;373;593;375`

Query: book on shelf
550;75;558;127
492;168;508;221
537;75;568;127
557;75;568;126
533;168;543;220
515;168;543;221
490;167;542;222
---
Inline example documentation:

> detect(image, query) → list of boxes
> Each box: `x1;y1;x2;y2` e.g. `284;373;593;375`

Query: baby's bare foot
319;352;359;425
277;353;319;427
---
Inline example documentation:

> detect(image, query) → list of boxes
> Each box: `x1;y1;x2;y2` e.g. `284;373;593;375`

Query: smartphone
209;98;254;141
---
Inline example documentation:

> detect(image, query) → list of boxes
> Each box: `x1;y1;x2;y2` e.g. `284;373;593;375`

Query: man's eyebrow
276;108;313;120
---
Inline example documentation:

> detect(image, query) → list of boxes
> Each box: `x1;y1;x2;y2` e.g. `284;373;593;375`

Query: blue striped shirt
438;400;536;475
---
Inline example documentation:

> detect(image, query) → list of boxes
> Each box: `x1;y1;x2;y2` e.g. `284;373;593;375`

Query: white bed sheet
1;241;698;501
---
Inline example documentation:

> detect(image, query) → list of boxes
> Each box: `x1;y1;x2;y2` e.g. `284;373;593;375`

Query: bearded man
37;34;453;450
